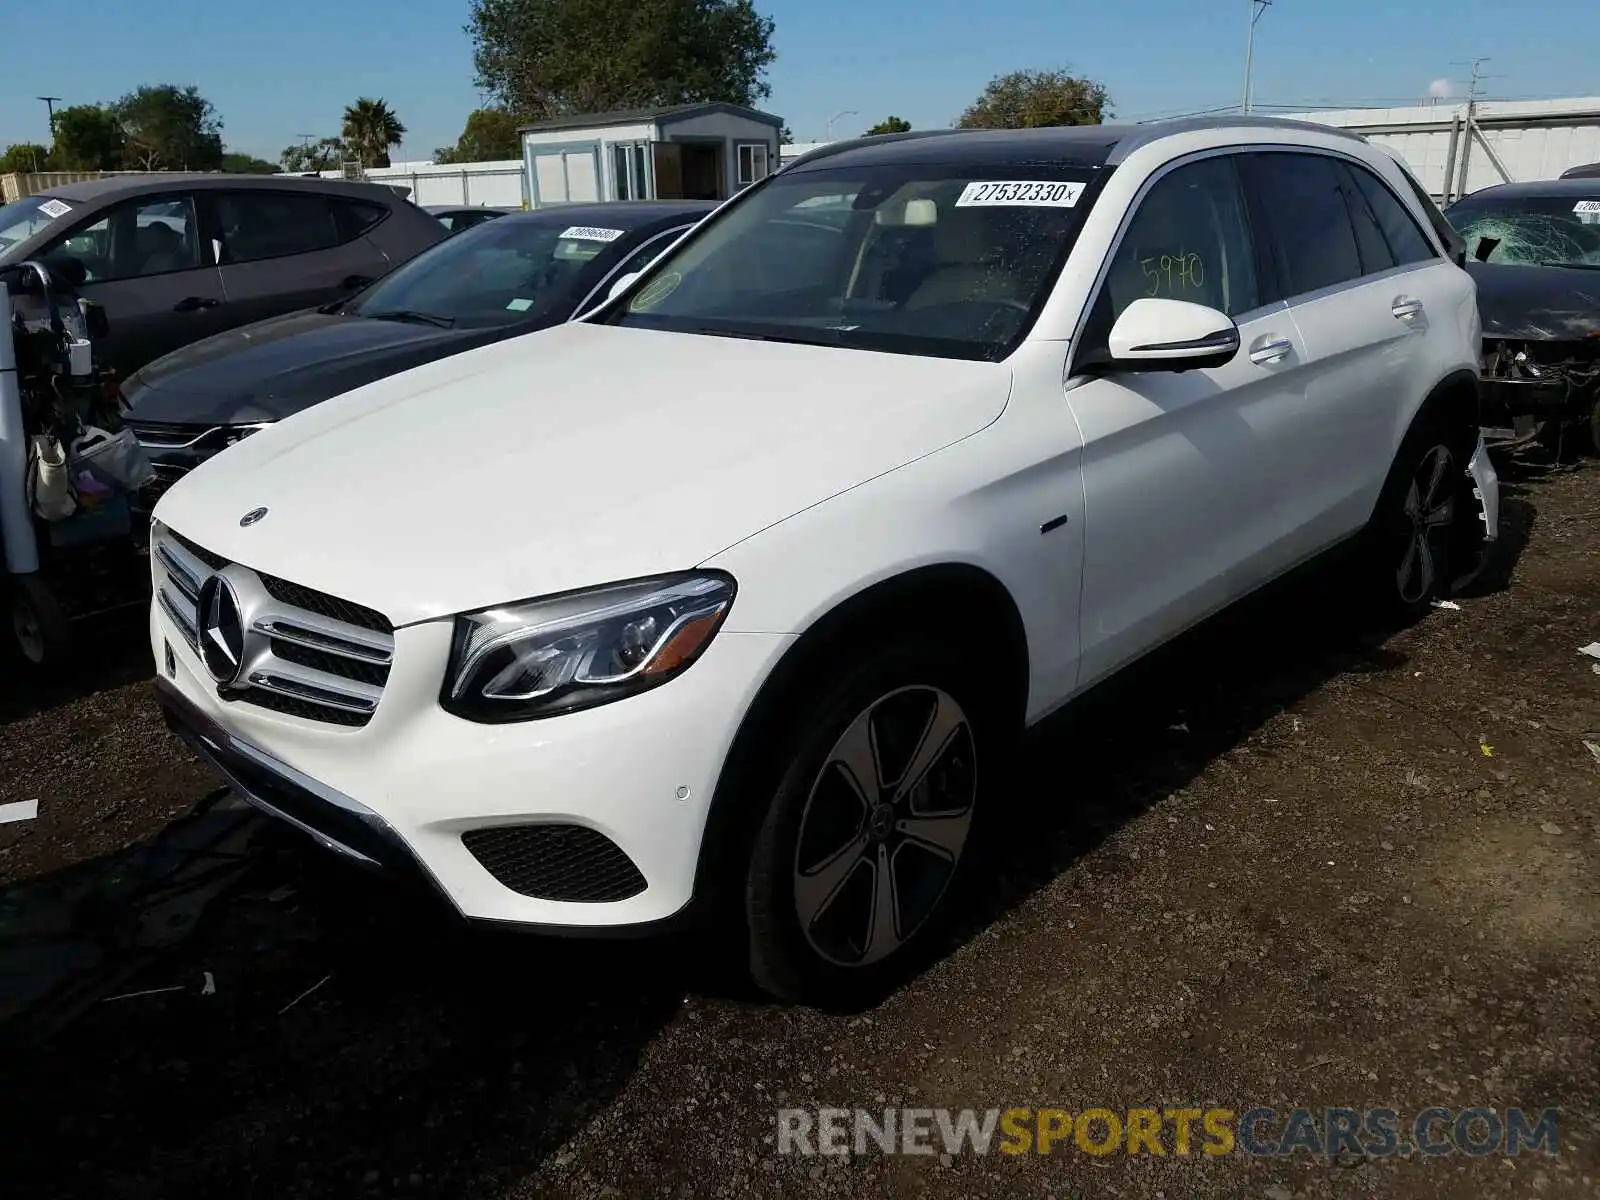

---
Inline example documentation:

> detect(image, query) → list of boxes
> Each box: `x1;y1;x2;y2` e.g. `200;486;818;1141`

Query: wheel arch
691;562;1029;908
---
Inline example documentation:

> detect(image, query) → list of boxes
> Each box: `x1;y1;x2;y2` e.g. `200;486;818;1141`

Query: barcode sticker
1573;200;1600;214
560;225;624;242
37;199;72;219
955;181;1085;208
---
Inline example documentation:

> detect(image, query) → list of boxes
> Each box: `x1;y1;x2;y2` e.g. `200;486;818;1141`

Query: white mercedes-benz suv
149;117;1497;1006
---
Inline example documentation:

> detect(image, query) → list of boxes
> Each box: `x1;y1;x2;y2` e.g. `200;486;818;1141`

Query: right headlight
441;572;736;722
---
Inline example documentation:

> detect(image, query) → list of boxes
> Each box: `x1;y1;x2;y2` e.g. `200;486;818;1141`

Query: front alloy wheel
792;685;976;967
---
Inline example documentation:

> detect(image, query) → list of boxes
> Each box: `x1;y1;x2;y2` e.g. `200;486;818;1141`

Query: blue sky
2;0;1595;163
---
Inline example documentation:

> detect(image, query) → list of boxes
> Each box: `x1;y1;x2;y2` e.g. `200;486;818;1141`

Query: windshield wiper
1538;260;1600;272
364;308;456;328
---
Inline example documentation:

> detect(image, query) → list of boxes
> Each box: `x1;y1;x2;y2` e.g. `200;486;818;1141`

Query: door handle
1248;337;1293;365
340;274;374;290
172;295;219;312
1391;296;1423;320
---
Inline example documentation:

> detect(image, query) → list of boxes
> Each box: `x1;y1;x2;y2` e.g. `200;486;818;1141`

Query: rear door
1238;151;1448;533
206;189;391;329
42;191;227;377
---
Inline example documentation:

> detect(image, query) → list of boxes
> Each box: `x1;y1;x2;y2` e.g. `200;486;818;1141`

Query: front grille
153;523;394;728
461;825;648;903
259;572;391;633
129;421;275;510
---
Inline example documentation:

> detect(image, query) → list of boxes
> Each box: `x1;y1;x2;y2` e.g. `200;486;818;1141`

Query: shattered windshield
1446;193;1600;269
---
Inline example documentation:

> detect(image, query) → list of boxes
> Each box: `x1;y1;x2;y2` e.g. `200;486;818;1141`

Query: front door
1065;152;1312;688
43;192;228;378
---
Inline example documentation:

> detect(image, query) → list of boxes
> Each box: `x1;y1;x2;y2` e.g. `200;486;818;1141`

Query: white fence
316;160;528;208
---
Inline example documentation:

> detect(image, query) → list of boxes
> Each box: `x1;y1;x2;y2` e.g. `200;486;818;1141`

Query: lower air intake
460;824;647;903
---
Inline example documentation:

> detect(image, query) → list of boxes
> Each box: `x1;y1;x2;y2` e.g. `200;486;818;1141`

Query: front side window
1101;155;1259;321
738;143;771;187
1445;191;1600;268
215;191;340;263
1245;152;1363;298
47;195;201;282
346;215;641;327
614;164;1099;361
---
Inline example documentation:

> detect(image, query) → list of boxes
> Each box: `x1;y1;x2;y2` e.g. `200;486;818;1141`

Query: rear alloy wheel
1393;442;1458;608
744;642;999;1007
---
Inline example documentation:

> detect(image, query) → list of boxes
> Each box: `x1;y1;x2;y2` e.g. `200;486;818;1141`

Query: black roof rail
1108;114;1366;163
778;129;966;172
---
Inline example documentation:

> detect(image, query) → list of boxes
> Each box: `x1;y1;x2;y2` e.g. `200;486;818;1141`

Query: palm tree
341;98;407;169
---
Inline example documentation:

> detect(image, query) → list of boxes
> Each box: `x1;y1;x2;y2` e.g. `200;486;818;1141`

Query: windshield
1446;192;1600;268
347;216;636;327
0;195;75;256
613;164;1098;360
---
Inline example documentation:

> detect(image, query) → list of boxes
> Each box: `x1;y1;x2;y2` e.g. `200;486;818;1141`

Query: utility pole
823;110;858;141
37;95;62;135
1449;57;1502;201
1242;0;1272;114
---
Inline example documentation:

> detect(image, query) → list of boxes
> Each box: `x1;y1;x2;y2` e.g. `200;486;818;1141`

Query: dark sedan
1446;179;1600;453
425;204;520;233
122;200;713;505
0;174;445;379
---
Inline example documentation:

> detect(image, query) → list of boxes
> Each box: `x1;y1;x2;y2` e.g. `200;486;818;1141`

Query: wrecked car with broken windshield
1447;179;1600;455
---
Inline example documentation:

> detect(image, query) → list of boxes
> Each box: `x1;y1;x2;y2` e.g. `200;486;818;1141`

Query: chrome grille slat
150;523;391;728
245;664;382;715
254;613;393;665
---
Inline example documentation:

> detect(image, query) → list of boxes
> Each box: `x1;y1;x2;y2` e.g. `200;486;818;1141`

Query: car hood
1466;261;1600;340
125;309;531;425
153;322;1012;626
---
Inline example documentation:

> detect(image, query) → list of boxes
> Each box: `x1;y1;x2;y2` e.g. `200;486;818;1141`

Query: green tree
0;143;51;173
342;98;407;168
956;69;1110;129
49;104;125;170
468;0;776;120
779;123;794;145
220;152;281;174
279;137;347;173
434;107;522;163
113;84;225;170
865;116;912;135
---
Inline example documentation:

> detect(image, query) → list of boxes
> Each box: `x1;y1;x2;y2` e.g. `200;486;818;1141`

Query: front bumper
152;596;793;930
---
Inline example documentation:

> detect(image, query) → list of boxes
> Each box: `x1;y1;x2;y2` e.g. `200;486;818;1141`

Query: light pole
824;110;858;140
1242;0;1272;114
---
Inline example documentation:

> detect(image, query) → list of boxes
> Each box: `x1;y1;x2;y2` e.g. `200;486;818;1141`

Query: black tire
1362;409;1476;621
743;636;1007;1008
5;574;73;670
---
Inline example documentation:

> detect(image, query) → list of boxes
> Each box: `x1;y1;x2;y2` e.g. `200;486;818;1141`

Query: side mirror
1105;298;1240;371
606;271;642;304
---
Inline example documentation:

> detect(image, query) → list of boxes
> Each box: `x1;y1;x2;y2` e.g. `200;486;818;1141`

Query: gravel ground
1;458;1597;1199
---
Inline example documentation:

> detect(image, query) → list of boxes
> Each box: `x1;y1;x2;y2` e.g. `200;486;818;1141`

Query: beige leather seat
904;206;1026;309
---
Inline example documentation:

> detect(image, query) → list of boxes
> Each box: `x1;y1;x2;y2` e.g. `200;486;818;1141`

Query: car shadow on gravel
0;811;691;1200
0;606;154;725
953;508;1537;959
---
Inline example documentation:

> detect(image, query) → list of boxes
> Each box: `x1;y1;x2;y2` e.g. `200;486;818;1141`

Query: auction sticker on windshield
561;225;625;242
1574;200;1600;214
36;199;72;219
955;181;1084;208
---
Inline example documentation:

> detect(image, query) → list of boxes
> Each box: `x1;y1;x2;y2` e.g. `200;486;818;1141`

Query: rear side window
215;191;340;263
1336;162;1397;275
1346;164;1436;266
332;198;388;240
1245;153;1363;298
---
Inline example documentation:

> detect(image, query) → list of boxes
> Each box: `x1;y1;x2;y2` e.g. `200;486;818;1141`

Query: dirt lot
1;457;1597;1199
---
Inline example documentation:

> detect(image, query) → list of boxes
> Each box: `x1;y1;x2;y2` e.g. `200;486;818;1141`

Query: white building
518;103;783;207
316;160;528;208
1283;97;1600;202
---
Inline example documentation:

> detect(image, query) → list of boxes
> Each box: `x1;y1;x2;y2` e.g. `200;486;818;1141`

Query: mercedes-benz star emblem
197;574;247;686
239;507;268;527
